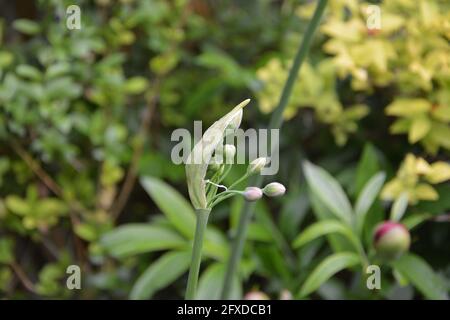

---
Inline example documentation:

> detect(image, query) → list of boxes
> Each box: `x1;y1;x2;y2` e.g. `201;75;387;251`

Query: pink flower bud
244;291;269;300
263;182;286;197
243;187;263;202
373;221;410;261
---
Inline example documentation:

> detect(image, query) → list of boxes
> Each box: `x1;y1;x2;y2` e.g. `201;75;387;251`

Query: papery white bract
185;99;250;209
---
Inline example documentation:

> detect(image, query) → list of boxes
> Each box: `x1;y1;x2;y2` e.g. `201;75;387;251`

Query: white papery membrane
185;99;250;209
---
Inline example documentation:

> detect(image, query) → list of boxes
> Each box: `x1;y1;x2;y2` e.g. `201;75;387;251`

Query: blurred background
0;0;449;299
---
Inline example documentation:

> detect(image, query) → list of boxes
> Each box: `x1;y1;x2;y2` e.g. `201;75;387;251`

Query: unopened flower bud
279;289;293;300
263;182;286;197
243;187;263;202
244;291;269;300
208;161;221;172
223;144;236;161
373;221;410;261
247;157;268;175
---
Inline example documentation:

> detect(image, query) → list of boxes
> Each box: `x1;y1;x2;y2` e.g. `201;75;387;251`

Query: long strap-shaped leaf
392;253;448;300
299;252;360;298
293;220;361;253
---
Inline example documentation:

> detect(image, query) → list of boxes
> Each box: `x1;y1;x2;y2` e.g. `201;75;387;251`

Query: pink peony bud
373;221;410;261
243;187;263;202
262;182;286;197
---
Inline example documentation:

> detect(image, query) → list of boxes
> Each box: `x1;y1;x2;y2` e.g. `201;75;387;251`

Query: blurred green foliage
0;0;449;299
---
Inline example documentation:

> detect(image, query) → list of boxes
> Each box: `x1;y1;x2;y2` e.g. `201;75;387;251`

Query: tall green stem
220;0;328;299
185;208;210;299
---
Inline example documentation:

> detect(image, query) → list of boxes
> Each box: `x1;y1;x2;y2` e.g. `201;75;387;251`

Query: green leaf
0;238;14;264
100;224;186;258
390;192;409;221
386;98;431;117
203;227;229;262
392;253;448;300
354;172;385;234
309;192;354;253
355;143;381;196
140;176;195;238
247;223;272;242
255;245;291;281
74;223;98;242
149;52;179;75
299;252;360;297
416;184;450;215
195;263;241;299
130;250;191;299
16;64;42;81
303;161;353;225
292;220;361;254
402;213;431;230
124;77;148;94
13;19;41;35
45;62;70;79
409;116;430;143
5;195;29;215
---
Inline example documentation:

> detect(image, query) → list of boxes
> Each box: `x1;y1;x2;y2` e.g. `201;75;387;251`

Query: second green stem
220;0;329;299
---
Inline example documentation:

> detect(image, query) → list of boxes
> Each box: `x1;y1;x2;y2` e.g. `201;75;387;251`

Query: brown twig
432;213;450;222
10;139;86;216
10;139;86;266
10;261;36;294
10;139;63;196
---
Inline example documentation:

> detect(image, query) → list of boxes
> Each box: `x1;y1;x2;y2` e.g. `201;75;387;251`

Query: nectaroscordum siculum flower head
185;99;286;210
185;99;249;209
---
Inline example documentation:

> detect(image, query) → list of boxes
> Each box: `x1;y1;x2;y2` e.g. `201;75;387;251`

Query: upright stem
220;0;328;299
185;208;210;299
220;177;261;298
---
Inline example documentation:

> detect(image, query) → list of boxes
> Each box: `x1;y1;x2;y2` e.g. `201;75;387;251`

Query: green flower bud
243;187;263;202
373;221;410;261
247;157;268;175
207;161;221;172
263;182;286;197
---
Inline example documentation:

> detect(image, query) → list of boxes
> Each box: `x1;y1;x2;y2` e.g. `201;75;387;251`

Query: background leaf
293;220;360;254
354;143;381;196
195;263;242;299
354;172;385;234
100;224;186;258
390;192;409;221
130;250;191;300
140;176;195;238
303;161;353;226
392;253;448;300
299;252;360;297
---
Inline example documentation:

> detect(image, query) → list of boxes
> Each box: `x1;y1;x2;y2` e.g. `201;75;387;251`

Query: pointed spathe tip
237;98;251;109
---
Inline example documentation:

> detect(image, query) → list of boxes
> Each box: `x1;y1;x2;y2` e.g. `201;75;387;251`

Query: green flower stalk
220;0;328;299
184;99;286;299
